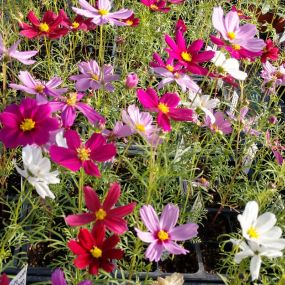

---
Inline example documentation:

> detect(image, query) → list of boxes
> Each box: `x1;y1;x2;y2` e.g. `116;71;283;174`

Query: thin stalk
2;60;7;105
78;168;85;212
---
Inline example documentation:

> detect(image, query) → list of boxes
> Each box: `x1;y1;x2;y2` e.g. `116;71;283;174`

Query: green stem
78;168;85;212
2;60;7;105
44;36;51;72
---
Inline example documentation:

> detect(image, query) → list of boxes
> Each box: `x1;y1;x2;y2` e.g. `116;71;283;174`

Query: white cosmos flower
14;145;60;199
187;92;220;124
207;47;247;80
152;273;184;285
231;239;284;281
237;201;285;246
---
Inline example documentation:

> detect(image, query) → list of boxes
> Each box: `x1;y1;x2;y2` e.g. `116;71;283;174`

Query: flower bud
125;73;139;89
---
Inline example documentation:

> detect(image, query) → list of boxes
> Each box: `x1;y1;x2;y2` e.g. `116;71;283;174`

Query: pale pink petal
163;241;188;255
140;205;159;233
145;241;164;262
159;204;179;231
135;228;156;243
169;223;198;241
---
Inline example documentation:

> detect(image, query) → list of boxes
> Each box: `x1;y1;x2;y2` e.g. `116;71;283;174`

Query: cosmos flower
50;92;105;128
72;0;133;26
19;10;69;39
103;121;133;141
0;98;59;148
137;88;195;132
265;130;285;165
68;225;123;275
140;0;170;13
135;204;198;262
60;11;96;31
204;111;232;135
65;183;136;234
0;273;9;285
260;39;279;63
0;35;37;65
14;145;60;199
9;71;67;103
50;130;116;177
51;268;92;285
121;14;140;27
70;60;119;92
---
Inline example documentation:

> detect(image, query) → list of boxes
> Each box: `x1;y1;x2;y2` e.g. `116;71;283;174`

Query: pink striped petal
163;241;188;255
140;205;159;233
169;223;199;241
135;228;155;243
160;204;179;231
145;241;164;262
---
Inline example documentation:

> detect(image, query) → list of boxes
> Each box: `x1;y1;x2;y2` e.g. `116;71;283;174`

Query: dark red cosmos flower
121;14;140;27
68;225;123;275
0;273;9;285
261;39;279;63
65;183;136;234
60;11;96;31
19;10;69;39
140;0;170;13
165;30;215;75
231;6;251;20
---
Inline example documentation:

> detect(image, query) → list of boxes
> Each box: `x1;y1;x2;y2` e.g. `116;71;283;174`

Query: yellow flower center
66;92;77;106
158;102;169;114
174;72;180;79
157;230;169;241
200;177;208;184
95;208;107;220
181;51;192;62
76;147;91;161
20;118;36;132
90;246;102;258
35;84;45;93
72;21;80;29
98;9;109;16
247;226;259;239
227;31;236;40
150;4;158;10
232;44;241;50
135;123;146;132
92;74;99;81
39;22;49;32
126;20;133;26
166;65;174;72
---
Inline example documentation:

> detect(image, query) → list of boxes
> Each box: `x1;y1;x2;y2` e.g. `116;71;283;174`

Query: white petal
250;255;261;281
256;212;277;234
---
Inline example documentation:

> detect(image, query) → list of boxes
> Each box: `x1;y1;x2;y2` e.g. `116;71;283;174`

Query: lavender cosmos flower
9;71;67;103
51;268;92;285
50;92;105;128
0;35;37;65
0;98;59;148
70;60;119;92
204;111;232;135
135;204;198;262
72;0;133;26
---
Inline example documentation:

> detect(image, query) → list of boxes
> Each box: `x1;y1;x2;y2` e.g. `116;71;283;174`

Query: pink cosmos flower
137;88;195;132
211;7;265;58
165;31;215;75
135;204;198;262
0;98;59;148
140;0;170;13
122;105;161;146
72;0;133;26
50;130;116;177
266;130;285;165
9;71;67;103
50;92;105;128
0;35;37;65
103;121;133;141
19;10;69;39
65;183;136;234
204;111;232;135
70;60;119;92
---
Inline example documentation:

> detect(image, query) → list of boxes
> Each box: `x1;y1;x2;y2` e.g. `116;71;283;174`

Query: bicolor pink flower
50;92;105;128
137;88;195;132
9;71;67;103
50;130;116;177
19;10;69;39
65;183;136;234
0;35;37;65
70;60;119;92
0;98;59;148
72;0;133;26
135;204;198;262
165;31;215;75
140;0;170;13
204;111;232;135
212;7;265;58
266;130;285;165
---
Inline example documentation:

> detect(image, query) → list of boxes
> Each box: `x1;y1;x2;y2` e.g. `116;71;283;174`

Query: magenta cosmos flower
137;88;195;132
165;31;215;75
19;10;68;39
72;0;132;26
0;35;37;65
70;60;119;92
50;130;116;177
211;7;265;58
0;98;58;148
135;204;198;262
65;183;136;234
50;92;105;128
10;71;67;103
